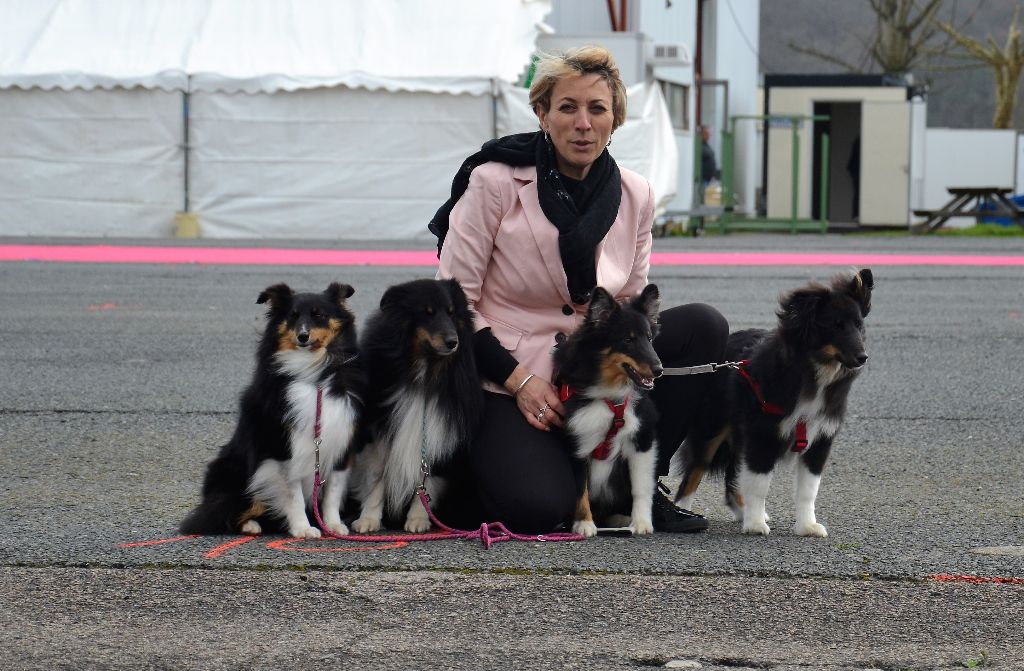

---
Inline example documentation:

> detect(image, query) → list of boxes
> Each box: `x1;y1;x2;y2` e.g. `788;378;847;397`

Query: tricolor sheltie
554;284;663;537
351;279;483;534
674;269;873;537
180;282;365;538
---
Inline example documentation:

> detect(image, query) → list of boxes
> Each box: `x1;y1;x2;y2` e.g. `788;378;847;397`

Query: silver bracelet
512;373;535;396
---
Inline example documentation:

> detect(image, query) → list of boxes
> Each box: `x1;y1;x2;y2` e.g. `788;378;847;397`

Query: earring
543;129;551;144
607;137;612;147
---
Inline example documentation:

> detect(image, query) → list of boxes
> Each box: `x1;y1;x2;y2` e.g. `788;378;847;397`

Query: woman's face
537;73;614;181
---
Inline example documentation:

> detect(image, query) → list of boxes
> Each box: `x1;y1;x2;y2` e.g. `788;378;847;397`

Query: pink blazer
437;161;654;395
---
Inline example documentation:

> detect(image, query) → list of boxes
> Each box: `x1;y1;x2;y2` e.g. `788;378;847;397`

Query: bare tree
934;7;1024;128
789;0;949;73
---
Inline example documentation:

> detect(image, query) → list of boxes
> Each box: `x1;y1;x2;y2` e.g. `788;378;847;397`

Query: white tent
0;0;676;239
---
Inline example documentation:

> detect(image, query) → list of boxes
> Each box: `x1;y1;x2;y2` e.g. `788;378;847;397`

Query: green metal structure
696;114;831;234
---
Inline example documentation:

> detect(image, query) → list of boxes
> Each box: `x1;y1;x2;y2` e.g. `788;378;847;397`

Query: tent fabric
0;87;183;237
0;0;680;239
191;88;493;239
0;0;550;95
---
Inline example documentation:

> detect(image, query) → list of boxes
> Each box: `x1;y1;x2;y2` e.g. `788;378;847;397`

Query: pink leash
309;386;585;549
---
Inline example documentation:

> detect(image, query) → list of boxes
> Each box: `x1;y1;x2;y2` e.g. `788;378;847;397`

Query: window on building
659;80;690;131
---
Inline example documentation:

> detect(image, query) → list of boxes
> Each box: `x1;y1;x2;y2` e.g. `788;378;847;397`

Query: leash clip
419;459;431;492
313;437;325;485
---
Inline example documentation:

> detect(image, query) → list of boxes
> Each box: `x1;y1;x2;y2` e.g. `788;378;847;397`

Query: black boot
652;482;708;533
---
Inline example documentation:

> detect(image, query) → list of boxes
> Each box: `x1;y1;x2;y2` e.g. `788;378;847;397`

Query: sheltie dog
674;269;873;537
351;279;483;534
180;282;365;538
553;284;663;537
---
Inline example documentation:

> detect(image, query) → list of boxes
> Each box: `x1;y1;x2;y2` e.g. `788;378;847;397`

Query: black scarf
428;130;621;305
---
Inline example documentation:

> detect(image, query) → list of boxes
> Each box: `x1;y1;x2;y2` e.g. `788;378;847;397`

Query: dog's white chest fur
375;386;460;511
567;392;640;500
778;362;845;447
284;378;357;490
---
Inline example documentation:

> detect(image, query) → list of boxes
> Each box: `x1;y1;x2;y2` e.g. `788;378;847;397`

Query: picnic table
912;186;1024;233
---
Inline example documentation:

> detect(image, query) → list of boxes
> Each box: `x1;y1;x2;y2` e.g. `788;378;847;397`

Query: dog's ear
443;278;470;311
325;282;355;306
778;284;828;343
848;268;873;317
632;284;661;325
379;283;407;311
257;283;293;310
586;287;618;326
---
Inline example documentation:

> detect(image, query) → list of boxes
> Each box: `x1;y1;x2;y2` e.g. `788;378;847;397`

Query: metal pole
820;133;830;232
182;76;191;213
790;120;799;234
721;129;734;231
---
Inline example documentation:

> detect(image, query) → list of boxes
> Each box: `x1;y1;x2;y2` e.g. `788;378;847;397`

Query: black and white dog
674;269;873;536
554;285;663;537
351;279;483;533
180;282;365;538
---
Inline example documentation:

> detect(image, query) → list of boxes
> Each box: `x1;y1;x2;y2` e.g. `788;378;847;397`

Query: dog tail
179;453;254;535
667;441;687;478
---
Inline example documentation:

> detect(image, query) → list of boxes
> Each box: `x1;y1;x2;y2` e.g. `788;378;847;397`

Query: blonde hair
529;45;627;131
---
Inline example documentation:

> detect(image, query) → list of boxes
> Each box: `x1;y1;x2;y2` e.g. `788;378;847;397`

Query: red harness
734;360;808;452
559;384;627;460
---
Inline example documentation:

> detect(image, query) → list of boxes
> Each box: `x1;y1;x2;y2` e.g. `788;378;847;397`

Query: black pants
438;303;729;533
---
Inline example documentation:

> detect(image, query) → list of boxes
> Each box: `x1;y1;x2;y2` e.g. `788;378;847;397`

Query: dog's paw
290;524;321;539
351;516;382;534
573;520;598;538
742;519;771;536
631;516;654;536
240;520;262;535
404;517;431;534
325;520;350;536
793;521;828;538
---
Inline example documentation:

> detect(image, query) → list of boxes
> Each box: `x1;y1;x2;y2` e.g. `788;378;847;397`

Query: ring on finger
536;408;546;422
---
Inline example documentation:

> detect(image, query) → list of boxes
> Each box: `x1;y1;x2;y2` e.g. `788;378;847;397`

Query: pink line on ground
651;252;1024;266
2;245;1024;267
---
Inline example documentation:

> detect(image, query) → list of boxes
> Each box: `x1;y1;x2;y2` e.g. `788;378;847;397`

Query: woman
431;46;728;533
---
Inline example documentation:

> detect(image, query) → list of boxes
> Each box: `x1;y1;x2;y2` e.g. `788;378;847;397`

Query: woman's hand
506;366;564;431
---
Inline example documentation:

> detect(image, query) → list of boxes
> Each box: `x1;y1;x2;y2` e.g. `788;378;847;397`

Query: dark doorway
812;102;862;223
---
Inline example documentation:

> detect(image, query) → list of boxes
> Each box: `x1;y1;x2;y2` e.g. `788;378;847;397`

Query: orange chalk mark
204;535;259;559
87;303;120;311
265;538;410;553
118;535;201;548
928;574;1024;585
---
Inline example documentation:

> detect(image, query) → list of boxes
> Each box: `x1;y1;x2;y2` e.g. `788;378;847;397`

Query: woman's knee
656;302;729;360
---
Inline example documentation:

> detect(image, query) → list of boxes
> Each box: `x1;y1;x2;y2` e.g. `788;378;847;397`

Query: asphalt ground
1;233;1022;670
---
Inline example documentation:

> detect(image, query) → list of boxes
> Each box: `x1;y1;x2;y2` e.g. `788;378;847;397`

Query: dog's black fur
180;282;365;538
554;284;663;536
674;269;873;537
351;278;483;533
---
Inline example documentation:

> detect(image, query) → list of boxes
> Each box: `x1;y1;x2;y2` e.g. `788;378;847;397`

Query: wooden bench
912;187;1024;233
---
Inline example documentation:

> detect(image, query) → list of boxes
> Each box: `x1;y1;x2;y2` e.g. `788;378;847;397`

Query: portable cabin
762;74;926;228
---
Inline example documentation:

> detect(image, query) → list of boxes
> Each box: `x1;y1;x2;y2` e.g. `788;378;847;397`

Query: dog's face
583;284;664;390
257;282;356;353
379;278;471;358
777;268;873;370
